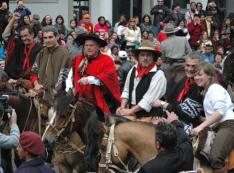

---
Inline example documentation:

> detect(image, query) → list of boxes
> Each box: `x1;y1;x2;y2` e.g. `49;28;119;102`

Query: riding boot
213;167;228;173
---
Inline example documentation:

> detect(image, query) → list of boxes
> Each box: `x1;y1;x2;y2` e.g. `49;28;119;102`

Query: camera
0;95;12;121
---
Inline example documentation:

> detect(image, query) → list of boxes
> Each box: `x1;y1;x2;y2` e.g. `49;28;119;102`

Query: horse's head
43;90;95;147
84;107;106;172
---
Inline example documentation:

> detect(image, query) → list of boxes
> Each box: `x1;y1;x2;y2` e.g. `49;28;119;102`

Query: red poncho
73;54;121;114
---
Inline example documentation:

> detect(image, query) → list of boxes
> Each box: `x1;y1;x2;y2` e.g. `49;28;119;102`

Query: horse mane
84;111;105;172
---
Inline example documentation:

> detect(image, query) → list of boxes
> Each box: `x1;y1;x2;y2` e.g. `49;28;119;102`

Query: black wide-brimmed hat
132;40;161;60
74;33;107;47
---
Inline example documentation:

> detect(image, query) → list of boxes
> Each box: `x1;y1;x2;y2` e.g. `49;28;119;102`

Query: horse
42;89;96;173
0;75;50;173
84;108;157;173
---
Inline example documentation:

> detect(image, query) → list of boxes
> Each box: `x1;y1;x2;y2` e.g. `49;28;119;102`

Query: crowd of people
0;0;234;173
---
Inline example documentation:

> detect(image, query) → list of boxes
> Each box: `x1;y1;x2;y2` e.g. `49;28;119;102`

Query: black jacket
141;121;194;173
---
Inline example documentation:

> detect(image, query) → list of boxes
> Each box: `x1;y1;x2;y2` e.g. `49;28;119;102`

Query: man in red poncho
71;33;121;114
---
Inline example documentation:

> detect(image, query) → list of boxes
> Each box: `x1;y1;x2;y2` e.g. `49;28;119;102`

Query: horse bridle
98;124;140;173
42;101;85;154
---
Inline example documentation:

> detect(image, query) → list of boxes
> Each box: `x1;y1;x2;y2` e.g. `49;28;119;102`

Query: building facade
8;0;234;26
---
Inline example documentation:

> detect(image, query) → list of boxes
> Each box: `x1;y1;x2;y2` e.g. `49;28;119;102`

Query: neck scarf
136;63;155;78
23;40;35;70
177;78;195;102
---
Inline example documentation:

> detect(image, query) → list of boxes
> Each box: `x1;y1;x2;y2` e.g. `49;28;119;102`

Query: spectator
197;2;205;16
188;14;206;49
140;14;154;36
23;15;31;26
54;15;68;38
133;16;141;27
150;0;171;35
211;29;222;53
176;20;190;40
0;1;10;42
214;52;223;72
118;50;134;92
41;15;52;27
148;31;160;49
141;112;194;173
65;32;82;60
0;107;20;173
31;14;41;37
0;107;19;149
69;19;77;32
206;0;222;29
141;30;148;41
109;32;120;45
114;15;127;33
80;13;93;33
170;4;184;26
185;2;198;25
110;44;120;62
204;12;217;39
124;18;141;50
16;131;55;173
105;20;113;33
221;18;232;40
94;16;109;40
201;44;215;63
116;18;127;42
14;0;31;27
196;31;213;53
34;29;43;45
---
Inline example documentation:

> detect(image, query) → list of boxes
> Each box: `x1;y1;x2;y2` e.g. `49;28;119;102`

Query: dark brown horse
0;76;49;173
42;90;96;173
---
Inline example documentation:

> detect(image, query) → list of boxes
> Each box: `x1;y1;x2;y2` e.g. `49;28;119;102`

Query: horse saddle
194;128;216;164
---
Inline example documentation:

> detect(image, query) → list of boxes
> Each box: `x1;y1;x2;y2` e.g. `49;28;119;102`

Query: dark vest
128;67;163;117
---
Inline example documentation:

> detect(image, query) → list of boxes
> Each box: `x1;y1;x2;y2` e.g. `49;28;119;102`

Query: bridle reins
98;124;140;173
42;101;85;154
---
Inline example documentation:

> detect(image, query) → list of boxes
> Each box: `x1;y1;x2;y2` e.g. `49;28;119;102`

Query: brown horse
0;78;49;173
85;108;234;173
84;109;157;173
42;90;96;173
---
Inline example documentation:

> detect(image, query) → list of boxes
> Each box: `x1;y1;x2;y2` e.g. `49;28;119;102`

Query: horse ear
95;106;105;122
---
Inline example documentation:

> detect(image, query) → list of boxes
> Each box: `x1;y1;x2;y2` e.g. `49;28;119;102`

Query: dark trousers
210;120;234;169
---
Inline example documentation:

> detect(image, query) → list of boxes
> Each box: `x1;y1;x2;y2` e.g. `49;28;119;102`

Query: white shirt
121;65;167;112
203;83;234;127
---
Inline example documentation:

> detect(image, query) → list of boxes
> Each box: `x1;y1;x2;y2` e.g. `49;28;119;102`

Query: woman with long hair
41;15;52;27
140;14;153;34
124;18;141;50
196;31;212;52
192;61;234;173
54;15;68;38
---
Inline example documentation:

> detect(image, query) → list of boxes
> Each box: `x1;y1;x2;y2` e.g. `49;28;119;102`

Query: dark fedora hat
132;40;161;60
74;33;107;47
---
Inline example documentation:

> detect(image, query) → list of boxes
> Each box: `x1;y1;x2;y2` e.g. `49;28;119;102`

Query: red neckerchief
177;78;195;102
23;40;36;70
136;63;156;78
